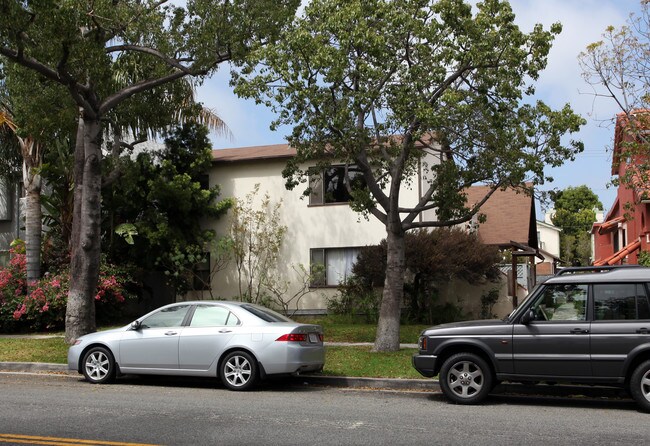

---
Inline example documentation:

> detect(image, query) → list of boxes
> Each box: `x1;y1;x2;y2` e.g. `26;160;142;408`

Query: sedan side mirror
520;309;535;325
130;320;142;331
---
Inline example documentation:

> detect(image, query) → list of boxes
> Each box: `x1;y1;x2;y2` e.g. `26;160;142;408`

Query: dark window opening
192;253;211;291
309;165;366;205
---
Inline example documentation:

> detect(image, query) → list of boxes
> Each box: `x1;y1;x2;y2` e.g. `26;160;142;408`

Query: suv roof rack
554;265;646;276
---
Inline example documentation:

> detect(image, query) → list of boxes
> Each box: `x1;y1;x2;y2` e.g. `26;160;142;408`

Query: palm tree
0;107;44;282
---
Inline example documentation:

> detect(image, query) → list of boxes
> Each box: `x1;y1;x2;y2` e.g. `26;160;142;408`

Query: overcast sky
197;0;644;218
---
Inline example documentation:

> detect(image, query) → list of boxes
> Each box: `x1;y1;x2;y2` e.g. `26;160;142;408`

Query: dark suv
412;266;650;410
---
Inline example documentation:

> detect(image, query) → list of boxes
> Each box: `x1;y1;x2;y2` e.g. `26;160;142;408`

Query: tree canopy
579;0;650;190
104;123;232;295
235;0;585;351
551;185;602;266
0;0;299;342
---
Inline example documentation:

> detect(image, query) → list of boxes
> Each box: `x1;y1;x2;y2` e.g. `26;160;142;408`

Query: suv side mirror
520;309;535;325
130;320;142;331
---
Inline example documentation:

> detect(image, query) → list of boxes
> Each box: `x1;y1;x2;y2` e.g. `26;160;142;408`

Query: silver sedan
68;301;325;390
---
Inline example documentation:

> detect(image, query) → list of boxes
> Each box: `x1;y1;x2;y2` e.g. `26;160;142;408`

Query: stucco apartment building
190;143;439;312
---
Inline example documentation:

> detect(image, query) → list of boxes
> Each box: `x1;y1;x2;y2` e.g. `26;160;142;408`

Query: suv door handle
570;328;589;334
636;328;649;334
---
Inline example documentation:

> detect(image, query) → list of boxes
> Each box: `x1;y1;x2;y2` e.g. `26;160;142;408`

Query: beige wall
536;220;561;262
438;272;529;320
187;153;436;310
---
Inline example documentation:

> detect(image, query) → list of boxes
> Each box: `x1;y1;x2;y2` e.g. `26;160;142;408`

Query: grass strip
0;339;421;379
295;317;427;344
0;338;68;364
324;346;421;379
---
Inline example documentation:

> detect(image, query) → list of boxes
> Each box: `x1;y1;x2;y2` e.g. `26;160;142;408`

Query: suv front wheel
630;360;650;412
439;352;493;405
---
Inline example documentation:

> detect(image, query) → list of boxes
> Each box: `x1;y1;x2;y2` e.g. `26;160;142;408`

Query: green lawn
295;316;428;344
0;338;69;363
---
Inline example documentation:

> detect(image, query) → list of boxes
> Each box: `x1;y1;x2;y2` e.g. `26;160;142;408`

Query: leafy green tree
230;184;287;305
0;0;299;342
103;123;232;295
0;65;76;282
0;78;21;183
579;1;650;192
235;0;585;351
550;185;602;265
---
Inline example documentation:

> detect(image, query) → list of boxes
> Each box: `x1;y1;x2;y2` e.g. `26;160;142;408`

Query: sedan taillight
276;333;307;342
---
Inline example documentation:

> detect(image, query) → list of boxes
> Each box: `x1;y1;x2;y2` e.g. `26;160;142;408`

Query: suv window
529;283;588;321
594;283;650;320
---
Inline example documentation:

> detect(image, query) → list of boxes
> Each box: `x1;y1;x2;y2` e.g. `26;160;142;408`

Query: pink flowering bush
0;241;135;332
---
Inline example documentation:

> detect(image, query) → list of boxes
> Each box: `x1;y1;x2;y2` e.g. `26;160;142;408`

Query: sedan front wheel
220;351;258;391
82;346;116;384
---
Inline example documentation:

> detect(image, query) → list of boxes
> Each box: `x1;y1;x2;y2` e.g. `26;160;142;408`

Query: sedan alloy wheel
82;347;116;384
221;351;257;391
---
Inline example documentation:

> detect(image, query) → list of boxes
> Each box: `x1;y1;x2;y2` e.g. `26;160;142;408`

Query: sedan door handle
218;329;232;334
570;328;589;334
636;328;649;334
164;331;178;336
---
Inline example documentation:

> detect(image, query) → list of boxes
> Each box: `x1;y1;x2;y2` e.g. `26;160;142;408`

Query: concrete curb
294;375;438;391
0;362;631;401
0;362;434;390
0;362;73;373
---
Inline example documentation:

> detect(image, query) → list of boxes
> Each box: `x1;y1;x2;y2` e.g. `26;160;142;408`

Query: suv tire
439;352;493;405
630;360;650;412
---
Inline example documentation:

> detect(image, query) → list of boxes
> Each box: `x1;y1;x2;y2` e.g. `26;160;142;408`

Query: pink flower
41;303;49;312
13;304;26;320
50;279;61;288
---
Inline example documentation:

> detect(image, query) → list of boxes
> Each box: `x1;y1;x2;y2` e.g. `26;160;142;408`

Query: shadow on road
91;374;326;393
423;386;639;412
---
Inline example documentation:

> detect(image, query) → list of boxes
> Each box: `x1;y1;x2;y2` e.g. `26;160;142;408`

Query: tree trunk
24;182;41;282
373;226;406;352
65;115;102;343
20;137;43;283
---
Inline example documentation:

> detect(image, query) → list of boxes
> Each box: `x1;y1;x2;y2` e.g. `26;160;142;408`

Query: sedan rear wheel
439;352;493;405
220;351;257;391
630;360;650;412
82;346;116;384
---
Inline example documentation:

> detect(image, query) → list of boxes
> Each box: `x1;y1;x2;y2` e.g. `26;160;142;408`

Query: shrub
0;242;135;332
350;228;499;324
327;276;381;323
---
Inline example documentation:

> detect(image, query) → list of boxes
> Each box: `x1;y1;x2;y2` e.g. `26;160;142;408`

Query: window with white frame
0;179;11;221
310;247;360;286
309;165;366;205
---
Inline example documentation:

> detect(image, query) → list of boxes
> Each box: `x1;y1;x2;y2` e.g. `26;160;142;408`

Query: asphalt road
1;372;648;446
